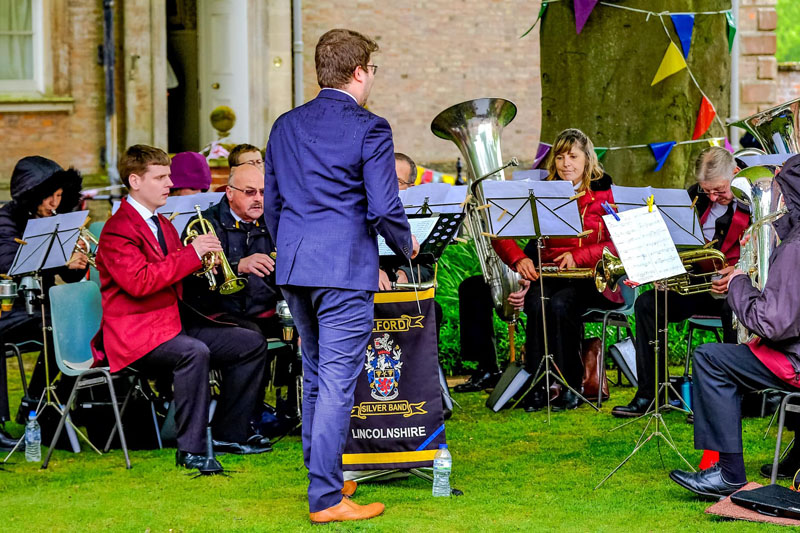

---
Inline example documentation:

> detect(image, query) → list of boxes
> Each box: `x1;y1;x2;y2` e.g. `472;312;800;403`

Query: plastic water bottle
24;411;41;462
432;443;452;497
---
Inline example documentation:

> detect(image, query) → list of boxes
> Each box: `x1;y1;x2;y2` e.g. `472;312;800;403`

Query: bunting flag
532;142;552;169
415;166;456;186
594;147;607;160
520;3;548;38
574;0;599;34
651;42;688;86
650;141;677;171
725;137;734;153
692;96;716;140
726;10;736;53
670;14;695;59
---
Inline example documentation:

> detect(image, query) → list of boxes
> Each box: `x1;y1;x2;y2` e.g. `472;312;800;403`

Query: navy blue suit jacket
264;89;412;291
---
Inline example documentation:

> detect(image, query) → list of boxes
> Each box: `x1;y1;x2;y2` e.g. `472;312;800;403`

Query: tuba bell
431;98;522;322
729;98;800;155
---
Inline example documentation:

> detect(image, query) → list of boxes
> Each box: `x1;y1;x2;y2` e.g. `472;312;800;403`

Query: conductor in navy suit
264;29;418;524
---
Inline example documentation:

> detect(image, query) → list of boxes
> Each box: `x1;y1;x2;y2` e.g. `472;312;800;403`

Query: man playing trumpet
612;147;750;418
92;145;269;471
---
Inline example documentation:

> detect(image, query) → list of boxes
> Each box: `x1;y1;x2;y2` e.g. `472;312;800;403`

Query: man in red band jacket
92;145;268;471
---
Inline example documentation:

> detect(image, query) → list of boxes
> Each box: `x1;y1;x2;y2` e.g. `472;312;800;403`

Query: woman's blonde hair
545;128;604;192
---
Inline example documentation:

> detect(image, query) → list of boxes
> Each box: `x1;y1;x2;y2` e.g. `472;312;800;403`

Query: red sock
699;450;719;470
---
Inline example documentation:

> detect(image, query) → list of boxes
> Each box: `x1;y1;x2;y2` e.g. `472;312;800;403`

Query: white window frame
0;0;46;94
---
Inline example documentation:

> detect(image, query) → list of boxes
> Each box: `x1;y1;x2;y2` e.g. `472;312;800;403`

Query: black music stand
611;186;705;416
481;179;598;421
594;205;695;489
3;211;98;462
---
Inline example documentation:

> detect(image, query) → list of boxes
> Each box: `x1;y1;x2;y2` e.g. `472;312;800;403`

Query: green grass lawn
0;358;792;532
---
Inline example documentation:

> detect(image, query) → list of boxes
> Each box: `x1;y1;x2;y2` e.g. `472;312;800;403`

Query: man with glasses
228;144;265;172
612;146;751;418
264;28;416;523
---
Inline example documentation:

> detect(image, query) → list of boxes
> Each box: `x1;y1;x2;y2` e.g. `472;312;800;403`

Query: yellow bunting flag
651;42;688;86
707;138;723;147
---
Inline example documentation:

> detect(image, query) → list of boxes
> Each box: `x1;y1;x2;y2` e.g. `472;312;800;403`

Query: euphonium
730;165;786;343
183;205;247;295
431;98;522;322
592;246;728;295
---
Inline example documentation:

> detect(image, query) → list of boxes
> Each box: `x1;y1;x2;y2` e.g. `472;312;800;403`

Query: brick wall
0;1;106;192
737;1;779;118
302;0;543;168
777;62;800;104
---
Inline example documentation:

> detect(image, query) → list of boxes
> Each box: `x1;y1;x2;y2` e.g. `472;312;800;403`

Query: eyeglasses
366;64;379;75
228;185;265;197
235;159;264;168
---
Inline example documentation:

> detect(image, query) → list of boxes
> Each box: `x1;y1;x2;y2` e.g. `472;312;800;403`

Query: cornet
183;205;247;295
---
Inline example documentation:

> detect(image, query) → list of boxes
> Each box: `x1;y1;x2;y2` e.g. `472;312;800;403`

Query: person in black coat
0;156;87;448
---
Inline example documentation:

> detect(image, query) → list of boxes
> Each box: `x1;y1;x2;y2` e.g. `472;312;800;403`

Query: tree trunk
540;0;731;188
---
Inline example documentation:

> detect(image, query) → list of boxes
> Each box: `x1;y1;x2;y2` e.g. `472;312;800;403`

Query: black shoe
760;453;800;480
0;426;19;451
669;465;746;501
611;396;652;419
176;450;223;473
552;389;581;411
453;371;500;393
523;389;547;412
247;434;273;450
213;438;272;455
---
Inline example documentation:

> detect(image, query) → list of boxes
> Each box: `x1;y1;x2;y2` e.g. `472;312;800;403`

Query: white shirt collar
321;87;358;104
126;194;156;221
229;206;244;223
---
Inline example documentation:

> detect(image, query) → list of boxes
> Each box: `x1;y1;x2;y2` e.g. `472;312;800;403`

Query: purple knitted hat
170;152;212;190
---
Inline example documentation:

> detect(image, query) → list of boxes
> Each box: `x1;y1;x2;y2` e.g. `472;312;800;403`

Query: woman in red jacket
493;128;621;411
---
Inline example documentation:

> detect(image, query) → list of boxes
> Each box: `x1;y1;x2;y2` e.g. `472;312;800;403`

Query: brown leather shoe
309;497;384;524
342;480;357;497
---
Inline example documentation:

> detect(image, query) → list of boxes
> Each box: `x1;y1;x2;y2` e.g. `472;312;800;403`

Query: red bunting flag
691;96;716;140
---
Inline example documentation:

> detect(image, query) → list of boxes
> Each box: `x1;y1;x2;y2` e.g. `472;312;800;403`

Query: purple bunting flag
532;142;552;169
649;141;677;172
670;14;695;59
574;0;599;34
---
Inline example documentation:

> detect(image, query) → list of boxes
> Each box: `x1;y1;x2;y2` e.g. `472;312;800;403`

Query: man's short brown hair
228;143;262;167
118;145;170;188
315;29;379;89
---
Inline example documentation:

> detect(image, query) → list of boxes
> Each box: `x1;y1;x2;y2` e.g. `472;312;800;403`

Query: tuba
183;205;248;295
730;166;786;343
729;98;800;155
431;98;522;322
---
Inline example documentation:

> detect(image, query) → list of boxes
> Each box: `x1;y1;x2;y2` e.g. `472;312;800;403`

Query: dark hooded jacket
728;154;800;386
0;157;84;316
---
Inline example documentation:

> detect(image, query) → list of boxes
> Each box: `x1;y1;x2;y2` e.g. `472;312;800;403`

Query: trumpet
183;205;247;295
69;224;99;268
538;264;596;280
594;247;728;295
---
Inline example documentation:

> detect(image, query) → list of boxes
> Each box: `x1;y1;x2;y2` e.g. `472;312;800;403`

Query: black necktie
151;215;168;255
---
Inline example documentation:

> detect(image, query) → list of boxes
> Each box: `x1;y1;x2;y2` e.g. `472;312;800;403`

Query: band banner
342;288;446;470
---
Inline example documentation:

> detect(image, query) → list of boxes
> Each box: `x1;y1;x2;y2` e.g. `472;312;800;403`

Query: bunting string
596;137;724;152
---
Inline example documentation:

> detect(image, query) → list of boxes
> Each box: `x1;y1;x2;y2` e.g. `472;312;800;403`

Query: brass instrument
729;97;800;155
183;205;247;295
538;265;596;279
68;223;99;268
431;98;522;322
593;246;728;295
730;166;786;343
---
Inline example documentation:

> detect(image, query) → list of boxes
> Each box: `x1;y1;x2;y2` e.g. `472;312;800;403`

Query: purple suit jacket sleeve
363;118;412;259
264;135;280;243
728;244;800;342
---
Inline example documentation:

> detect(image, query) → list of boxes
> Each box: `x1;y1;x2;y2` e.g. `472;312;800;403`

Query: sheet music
611;185;704;246
603;206;685;285
482;179;582;238
378;216;439;256
512;169;548;181
400;184;467;214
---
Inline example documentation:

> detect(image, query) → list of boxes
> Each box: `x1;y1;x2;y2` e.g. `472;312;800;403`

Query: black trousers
693;343;796;453
130;323;266;454
524;277;617;389
634;289;734;400
458;275;498;374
